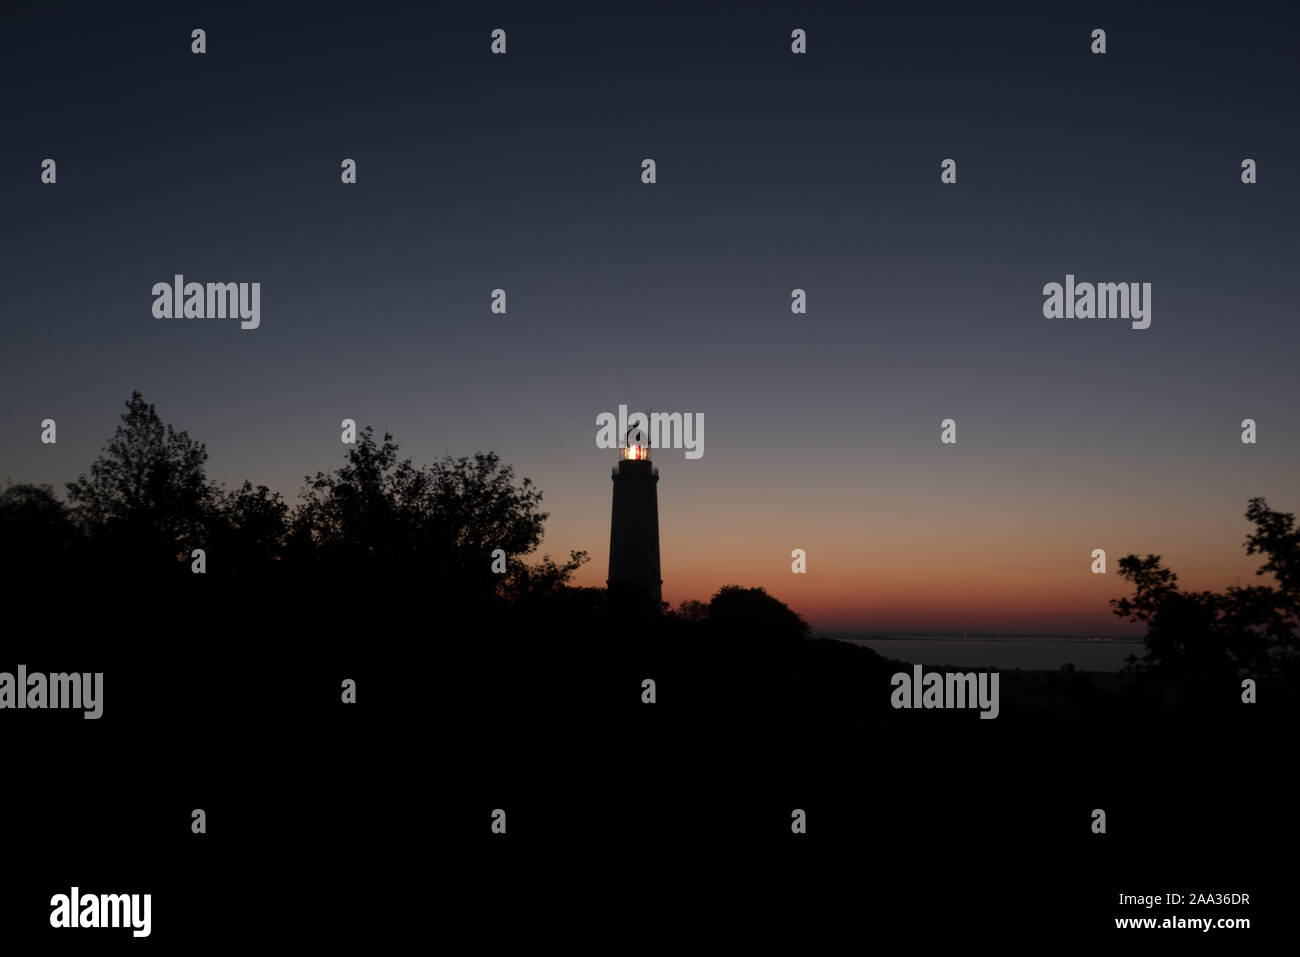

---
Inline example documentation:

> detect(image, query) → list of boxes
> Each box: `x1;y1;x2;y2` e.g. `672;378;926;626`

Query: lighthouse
607;430;662;613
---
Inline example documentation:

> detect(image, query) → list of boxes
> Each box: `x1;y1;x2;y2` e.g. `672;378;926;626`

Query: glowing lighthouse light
621;443;649;461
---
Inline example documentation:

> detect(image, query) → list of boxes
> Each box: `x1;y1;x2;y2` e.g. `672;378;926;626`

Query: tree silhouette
498;549;590;605
65;391;212;571
1112;497;1299;685
670;598;710;622
207;481;290;578
4;394;589;617
292;426;548;601
0;481;79;578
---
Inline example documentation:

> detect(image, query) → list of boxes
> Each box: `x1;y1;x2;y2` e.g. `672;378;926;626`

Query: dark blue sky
3;1;1296;630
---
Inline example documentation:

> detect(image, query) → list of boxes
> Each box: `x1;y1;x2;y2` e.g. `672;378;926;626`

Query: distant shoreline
819;633;1143;643
827;634;1144;672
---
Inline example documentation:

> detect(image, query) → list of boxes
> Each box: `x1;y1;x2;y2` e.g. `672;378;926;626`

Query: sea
829;635;1144;672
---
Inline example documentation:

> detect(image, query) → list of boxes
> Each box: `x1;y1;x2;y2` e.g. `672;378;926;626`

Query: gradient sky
3;2;1297;634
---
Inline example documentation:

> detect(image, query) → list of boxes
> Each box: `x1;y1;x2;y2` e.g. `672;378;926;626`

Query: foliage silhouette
1112;497;1299;689
207;481;290;579
668;598;709;622
707;585;811;643
291;425;554;601
0;481;78;576
65;391;212;572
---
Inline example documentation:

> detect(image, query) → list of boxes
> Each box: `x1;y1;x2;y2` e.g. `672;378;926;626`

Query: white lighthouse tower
607;428;662;613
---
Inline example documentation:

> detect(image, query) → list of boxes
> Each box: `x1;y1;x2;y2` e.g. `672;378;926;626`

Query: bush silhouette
707;584;810;643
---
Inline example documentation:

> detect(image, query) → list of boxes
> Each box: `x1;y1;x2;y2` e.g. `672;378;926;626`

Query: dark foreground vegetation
3;392;1295;941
